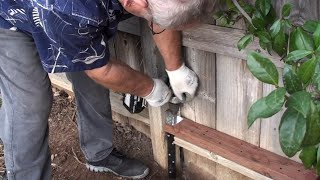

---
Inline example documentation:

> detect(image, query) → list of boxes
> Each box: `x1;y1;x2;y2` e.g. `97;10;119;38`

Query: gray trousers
0;29;113;179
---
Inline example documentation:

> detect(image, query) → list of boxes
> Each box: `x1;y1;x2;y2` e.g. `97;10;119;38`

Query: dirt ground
0;89;167;180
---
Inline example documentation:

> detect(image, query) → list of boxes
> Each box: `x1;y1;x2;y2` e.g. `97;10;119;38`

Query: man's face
119;0;151;21
118;0;200;30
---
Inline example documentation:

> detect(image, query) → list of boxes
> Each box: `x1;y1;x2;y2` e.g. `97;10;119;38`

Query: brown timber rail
164;119;316;180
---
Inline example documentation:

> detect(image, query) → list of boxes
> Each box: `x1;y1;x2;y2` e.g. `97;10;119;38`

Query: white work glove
166;63;198;102
143;79;172;107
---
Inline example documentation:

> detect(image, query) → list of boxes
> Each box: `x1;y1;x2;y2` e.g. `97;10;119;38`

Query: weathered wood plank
112;30;153;138
174;137;271;180
165;119;317;180
216;55;262;146
274;0;319;25
180;48;218;178
117;17;141;36
182;48;216;127
49;74;73;95
182;25;282;68
114;31;143;71
118;20;283;68
215;55;260;180
140;20;168;169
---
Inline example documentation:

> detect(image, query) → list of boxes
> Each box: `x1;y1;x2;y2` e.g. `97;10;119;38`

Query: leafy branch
215;0;320;175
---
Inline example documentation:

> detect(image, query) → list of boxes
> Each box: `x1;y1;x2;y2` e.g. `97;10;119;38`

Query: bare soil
0;89;167;180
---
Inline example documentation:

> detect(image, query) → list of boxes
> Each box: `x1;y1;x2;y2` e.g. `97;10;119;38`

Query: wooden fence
50;0;320;179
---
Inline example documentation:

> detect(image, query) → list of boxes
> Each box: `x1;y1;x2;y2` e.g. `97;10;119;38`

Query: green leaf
239;1;255;15
257;31;271;44
282;3;292;17
284;19;292;29
217;16;228;26
303;20;318;33
265;6;276;25
302;102;320;146
297;56;317;85
213;11;224;20
317;147;320;175
258;0;271;16
273;32;287;56
313;60;320;91
247;88;286;127
290;27;315;52
286;91;312;118
283;64;303;94
299;146;317;169
226;0;235;9
280;108;307;157
238;34;254;51
252;11;266;30
247;52;279;85
313;23;320;48
286;50;313;63
270;19;281;37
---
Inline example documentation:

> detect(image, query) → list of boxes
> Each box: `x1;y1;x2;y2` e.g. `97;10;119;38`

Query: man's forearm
85;60;154;97
152;25;183;71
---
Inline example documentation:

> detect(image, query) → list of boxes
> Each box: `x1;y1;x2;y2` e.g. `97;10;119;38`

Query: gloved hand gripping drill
123;63;198;113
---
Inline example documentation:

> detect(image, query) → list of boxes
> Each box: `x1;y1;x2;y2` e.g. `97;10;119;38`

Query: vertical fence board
114;32;143;71
182;48;216;128
215;55;261;180
216;56;262;145
180;48;217;178
140;20;168;169
214;1;260;179
112;32;151;138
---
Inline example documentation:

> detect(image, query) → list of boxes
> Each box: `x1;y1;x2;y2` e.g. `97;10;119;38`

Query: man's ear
122;0;148;8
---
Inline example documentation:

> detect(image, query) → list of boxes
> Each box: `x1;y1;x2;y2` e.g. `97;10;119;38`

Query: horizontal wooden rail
165;119;316;180
118;19;283;68
174;137;271;180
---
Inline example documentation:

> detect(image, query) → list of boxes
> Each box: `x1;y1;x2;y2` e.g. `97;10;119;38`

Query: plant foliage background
215;0;320;174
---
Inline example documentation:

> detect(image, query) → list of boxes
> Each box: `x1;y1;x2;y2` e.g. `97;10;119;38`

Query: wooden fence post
140;19;168;169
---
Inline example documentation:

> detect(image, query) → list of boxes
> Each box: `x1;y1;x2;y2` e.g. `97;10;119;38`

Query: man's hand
166;63;198;102
143;79;172;107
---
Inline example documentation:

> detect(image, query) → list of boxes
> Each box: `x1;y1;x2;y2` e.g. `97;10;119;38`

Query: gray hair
148;0;216;28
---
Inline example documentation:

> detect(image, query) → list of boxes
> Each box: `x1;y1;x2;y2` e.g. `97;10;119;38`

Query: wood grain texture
140;20;168;169
182;25;283;68
274;0;319;26
175;138;269;180
216;55;262;145
117;17;141;36
113;31;143;71
112;31;152;138
182;48;216;128
165;119;317;180
180;48;218;178
117;21;283;68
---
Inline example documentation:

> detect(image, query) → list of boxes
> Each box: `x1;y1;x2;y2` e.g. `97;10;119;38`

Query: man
0;0;216;179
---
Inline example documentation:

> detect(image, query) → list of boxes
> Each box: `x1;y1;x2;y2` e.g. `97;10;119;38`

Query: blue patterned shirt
0;0;125;73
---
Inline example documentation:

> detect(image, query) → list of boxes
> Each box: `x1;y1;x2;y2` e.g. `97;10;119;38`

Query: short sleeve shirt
0;0;125;73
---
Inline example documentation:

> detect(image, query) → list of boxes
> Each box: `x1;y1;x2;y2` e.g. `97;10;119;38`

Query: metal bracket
166;103;183;126
166;110;183;126
167;133;176;179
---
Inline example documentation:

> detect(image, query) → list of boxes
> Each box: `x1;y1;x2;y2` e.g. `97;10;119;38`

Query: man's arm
152;25;199;102
85;60;153;97
151;26;183;71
